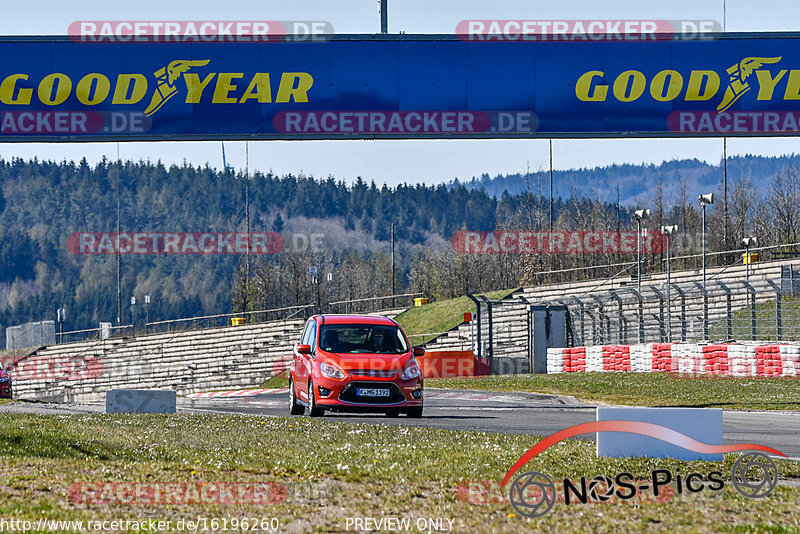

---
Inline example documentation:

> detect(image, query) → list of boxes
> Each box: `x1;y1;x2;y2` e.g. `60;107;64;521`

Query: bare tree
769;167;800;245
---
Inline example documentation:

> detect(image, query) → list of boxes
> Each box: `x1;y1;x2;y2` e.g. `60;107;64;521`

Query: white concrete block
106;389;177;413
597;406;723;461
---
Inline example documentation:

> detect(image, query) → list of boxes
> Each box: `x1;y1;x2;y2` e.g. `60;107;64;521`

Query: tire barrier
547;342;800;377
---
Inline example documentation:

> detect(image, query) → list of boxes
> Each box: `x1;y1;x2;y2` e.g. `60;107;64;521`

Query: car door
296;321;317;401
293;320;313;399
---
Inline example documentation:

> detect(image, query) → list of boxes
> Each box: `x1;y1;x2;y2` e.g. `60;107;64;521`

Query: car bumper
313;374;423;410
0;382;12;399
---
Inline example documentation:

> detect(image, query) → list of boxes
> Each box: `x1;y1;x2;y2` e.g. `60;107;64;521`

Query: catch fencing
551;264;800;346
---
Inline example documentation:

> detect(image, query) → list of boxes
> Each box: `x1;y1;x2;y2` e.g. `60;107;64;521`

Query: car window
308;323;317;351
300;320;313;345
319;324;409;354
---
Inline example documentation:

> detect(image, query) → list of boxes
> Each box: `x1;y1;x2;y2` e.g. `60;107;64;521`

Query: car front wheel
308;379;325;417
405;406;423;418
289;377;305;415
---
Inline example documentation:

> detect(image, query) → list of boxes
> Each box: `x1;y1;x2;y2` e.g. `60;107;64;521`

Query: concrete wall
7;319;306;403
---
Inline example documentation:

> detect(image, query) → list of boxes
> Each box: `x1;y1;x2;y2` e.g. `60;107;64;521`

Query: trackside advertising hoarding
3;33;800;140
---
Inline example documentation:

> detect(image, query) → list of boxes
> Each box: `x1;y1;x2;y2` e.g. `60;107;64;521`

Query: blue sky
1;0;799;186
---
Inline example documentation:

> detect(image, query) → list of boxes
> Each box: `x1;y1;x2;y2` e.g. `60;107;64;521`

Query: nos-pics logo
502;421;784;518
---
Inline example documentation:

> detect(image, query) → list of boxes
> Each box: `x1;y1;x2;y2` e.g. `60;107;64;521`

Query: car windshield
319;324;409;354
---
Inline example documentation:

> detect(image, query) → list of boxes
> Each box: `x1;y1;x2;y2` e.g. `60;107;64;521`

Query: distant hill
2;152;798;345
454;154;800;204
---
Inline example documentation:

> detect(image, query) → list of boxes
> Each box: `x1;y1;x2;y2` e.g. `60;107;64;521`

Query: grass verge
258;370;291;389
0;413;798;533
395;288;517;345
427;372;800;411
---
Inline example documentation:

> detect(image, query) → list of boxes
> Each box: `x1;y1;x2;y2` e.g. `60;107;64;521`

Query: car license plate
356;388;390;397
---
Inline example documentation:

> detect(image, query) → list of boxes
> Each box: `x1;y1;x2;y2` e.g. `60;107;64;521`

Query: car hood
321;351;413;373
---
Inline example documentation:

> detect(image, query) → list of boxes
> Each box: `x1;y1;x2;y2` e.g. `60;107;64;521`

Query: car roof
315;314;397;326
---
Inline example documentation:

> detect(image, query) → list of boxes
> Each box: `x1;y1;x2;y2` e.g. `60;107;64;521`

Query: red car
289;315;424;417
0;360;12;399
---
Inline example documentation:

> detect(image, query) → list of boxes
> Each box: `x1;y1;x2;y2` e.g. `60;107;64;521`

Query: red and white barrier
547;342;800;377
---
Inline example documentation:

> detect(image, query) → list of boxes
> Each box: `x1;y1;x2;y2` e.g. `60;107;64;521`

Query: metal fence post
609;290;624;344
767;280;783;341
671;284;687;342
590;296;605;344
479;295;494;363
718;281;732;340
467;295;482;359
776;290;783;341
586;309;597;345
571;296;585;345
694;281;708;341
650;286;666;342
744;281;756;341
630;288;644;343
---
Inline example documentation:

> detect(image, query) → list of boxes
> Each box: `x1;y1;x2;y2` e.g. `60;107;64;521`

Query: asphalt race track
4;388;799;459
182;388;800;459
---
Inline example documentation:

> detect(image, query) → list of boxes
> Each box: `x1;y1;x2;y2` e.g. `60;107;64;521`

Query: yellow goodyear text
576;68;800;103
0;71;313;106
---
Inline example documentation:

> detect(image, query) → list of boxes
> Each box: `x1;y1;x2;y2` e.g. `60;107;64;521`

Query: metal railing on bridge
327;292;422;314
144;304;314;334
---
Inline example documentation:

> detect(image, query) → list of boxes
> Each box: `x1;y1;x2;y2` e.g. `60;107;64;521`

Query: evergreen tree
271;213;285;233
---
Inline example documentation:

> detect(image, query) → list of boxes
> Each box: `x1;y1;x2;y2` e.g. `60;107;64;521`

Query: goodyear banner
3;34;800;140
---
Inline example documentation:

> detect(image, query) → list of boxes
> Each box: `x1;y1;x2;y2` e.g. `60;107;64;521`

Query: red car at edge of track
289;315;424;418
0;359;13;399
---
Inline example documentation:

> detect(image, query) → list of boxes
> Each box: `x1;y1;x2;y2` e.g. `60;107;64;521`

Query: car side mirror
413;346;425;357
297;344;312;354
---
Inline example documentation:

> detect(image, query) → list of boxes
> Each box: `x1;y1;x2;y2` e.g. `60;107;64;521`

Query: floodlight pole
116;143;122;325
702;202;707;292
666;235;671;342
723;138;728;250
635;209;649;293
245;141;250;312
662;226;677;342
391;222;395;307
549;139;553;233
741;237;757;283
637;218;642;293
745;242;750;282
380;0;388;33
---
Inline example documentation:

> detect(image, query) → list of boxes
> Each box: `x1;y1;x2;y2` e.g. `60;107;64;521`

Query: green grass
710;296;800;342
395;288;517;345
427;372;800;411
0;413;798;533
257;370;291;389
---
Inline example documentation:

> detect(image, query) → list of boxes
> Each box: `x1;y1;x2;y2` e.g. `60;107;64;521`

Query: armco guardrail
7;319;306;403
547;342;800;377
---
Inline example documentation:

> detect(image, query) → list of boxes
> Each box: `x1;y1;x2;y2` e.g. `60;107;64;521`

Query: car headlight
319;362;346;380
400;361;421;381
